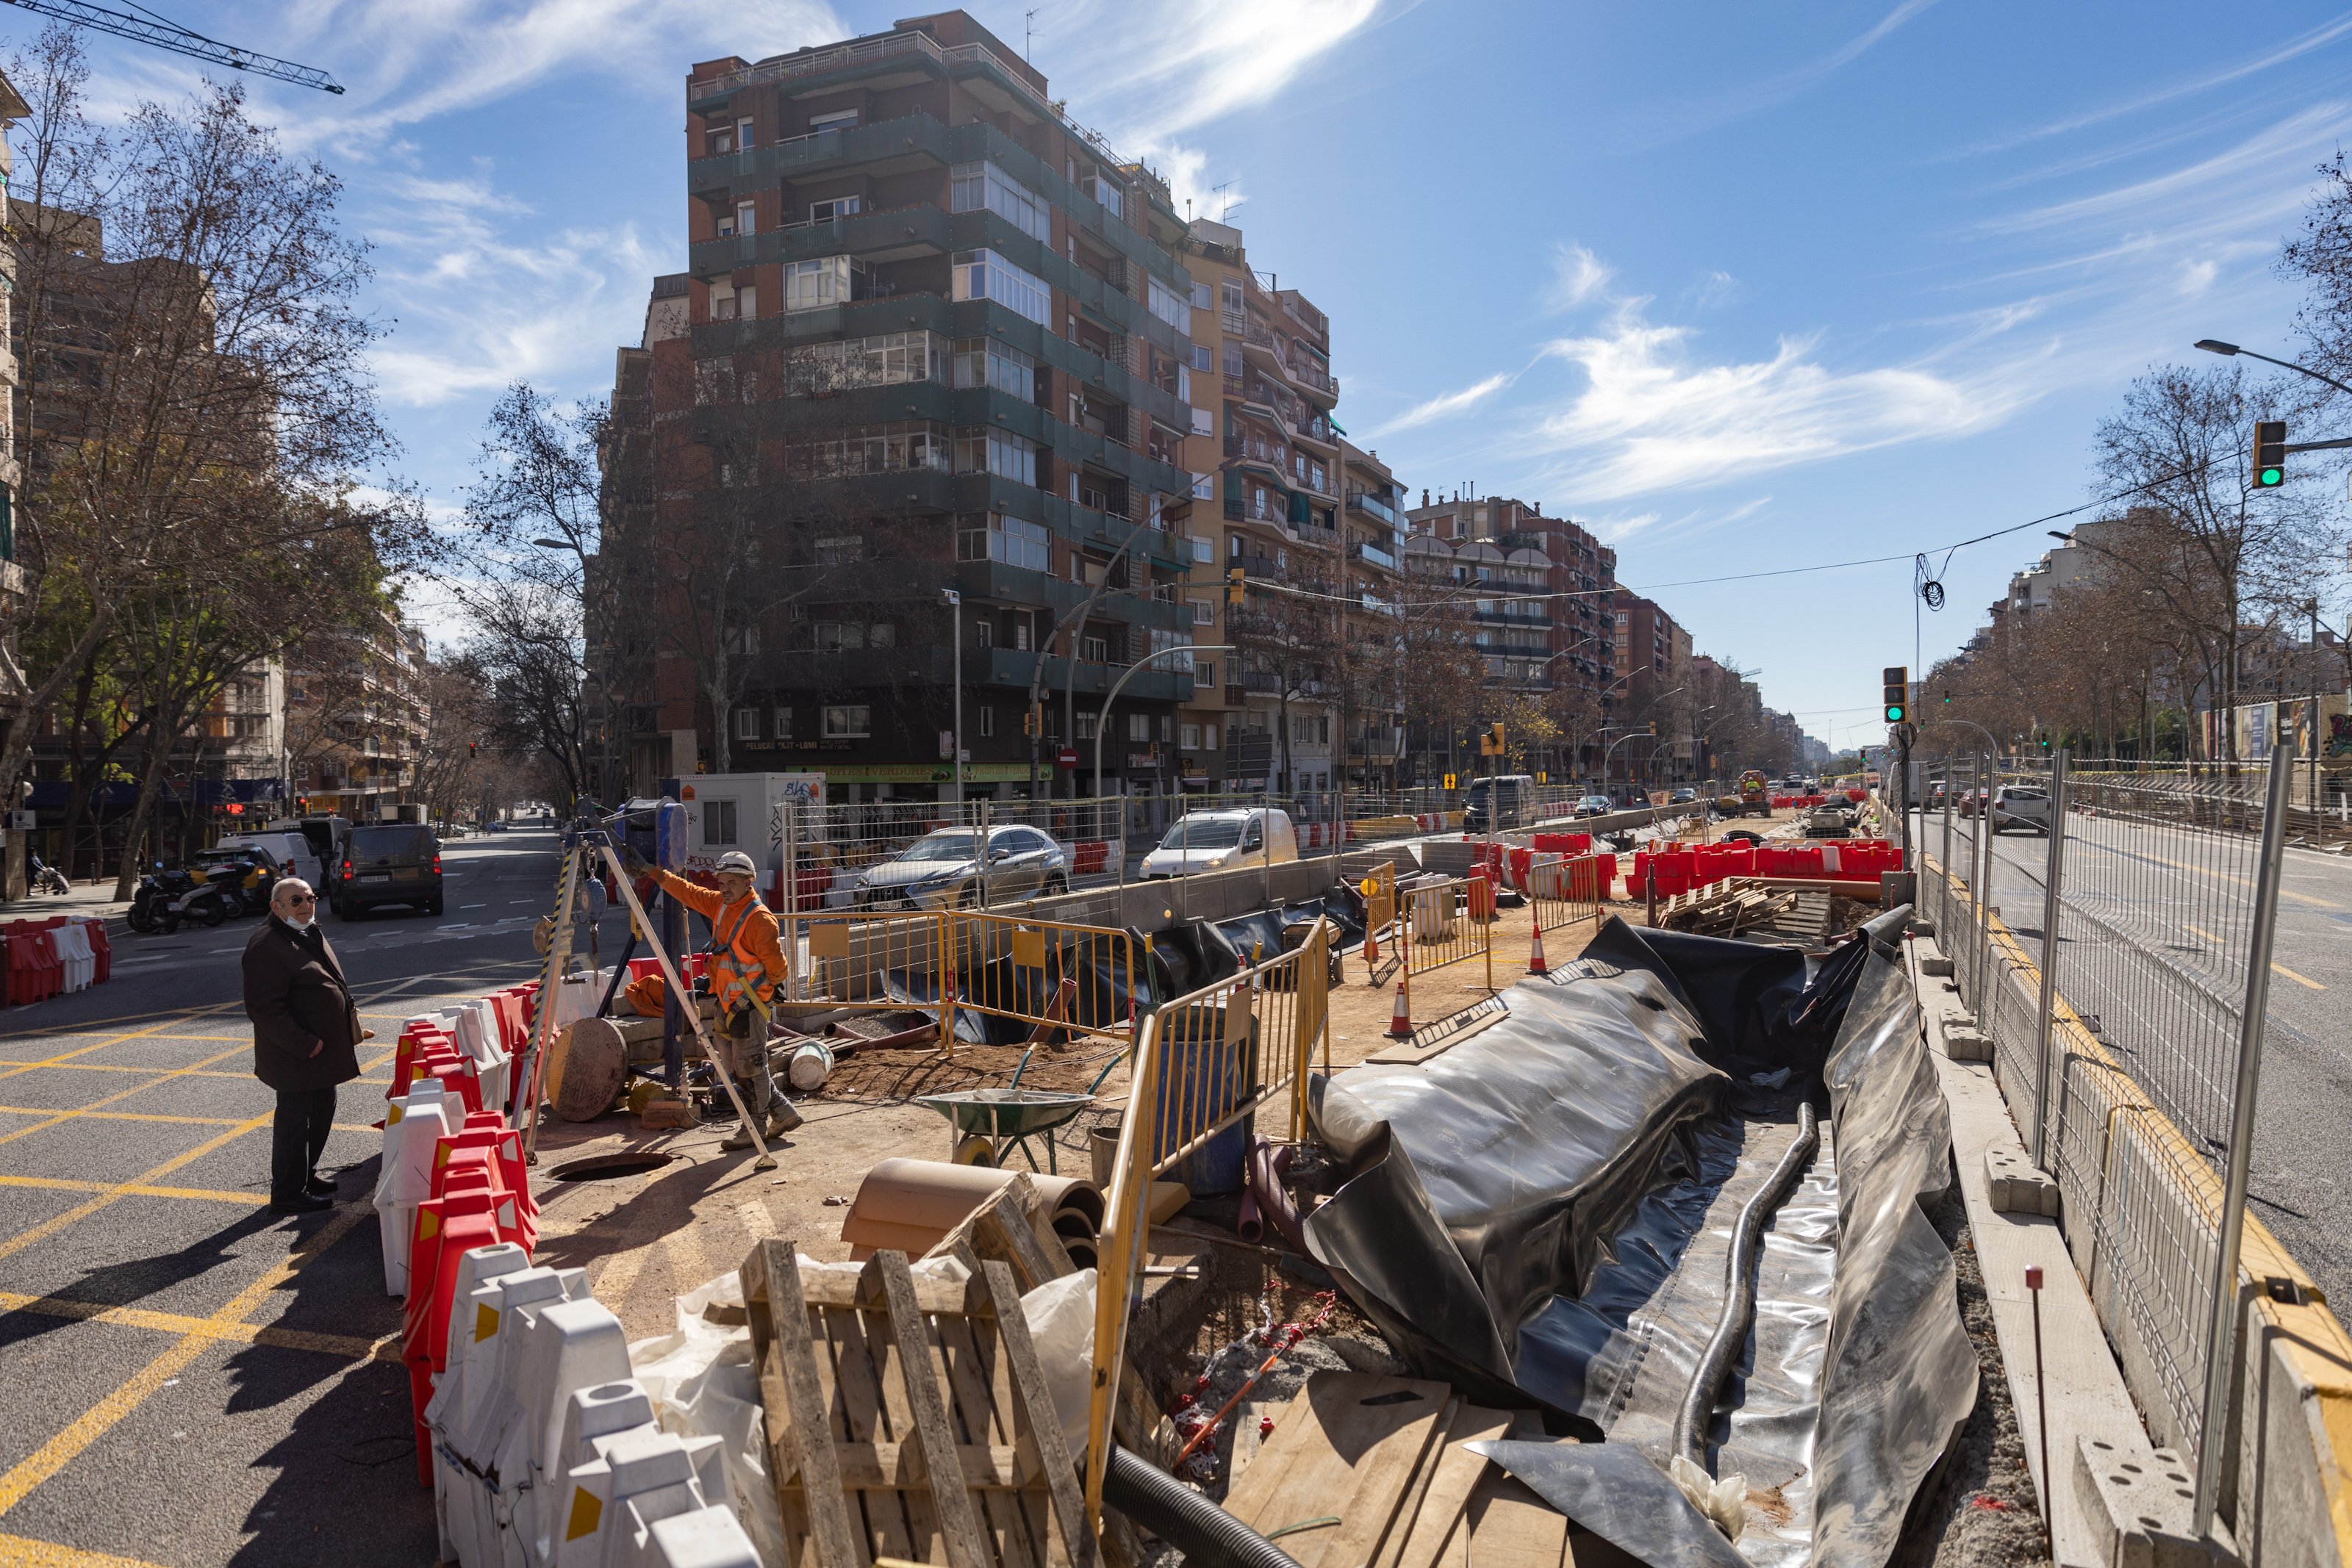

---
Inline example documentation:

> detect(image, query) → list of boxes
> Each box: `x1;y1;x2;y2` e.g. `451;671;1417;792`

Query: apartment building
1402;490;1618;777
1164;217;1396;795
603;10;1200;802
286;614;432;820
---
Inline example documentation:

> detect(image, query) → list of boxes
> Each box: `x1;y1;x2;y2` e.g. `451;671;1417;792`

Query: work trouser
719;1005;778;1117
270;1085;336;1203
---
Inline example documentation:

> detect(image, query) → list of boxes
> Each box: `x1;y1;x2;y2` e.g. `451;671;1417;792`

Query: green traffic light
1885;704;1906;723
2258;467;2283;487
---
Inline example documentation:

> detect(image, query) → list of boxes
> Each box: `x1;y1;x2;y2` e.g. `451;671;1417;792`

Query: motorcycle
126;865;238;934
195;851;276;916
26;855;68;896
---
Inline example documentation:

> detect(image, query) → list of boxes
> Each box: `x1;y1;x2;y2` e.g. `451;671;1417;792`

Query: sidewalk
0;879;134;929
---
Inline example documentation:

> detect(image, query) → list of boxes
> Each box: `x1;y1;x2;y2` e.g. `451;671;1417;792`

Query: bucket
786;1040;834;1092
1090;1124;1122;1190
1149;999;1258;1195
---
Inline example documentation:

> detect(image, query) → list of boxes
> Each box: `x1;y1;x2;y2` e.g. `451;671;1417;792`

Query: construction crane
0;0;343;93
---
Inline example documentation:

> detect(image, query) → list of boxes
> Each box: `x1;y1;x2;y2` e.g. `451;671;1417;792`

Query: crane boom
0;0;343;93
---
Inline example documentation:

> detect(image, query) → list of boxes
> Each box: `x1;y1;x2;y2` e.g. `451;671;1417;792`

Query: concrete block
1943;1026;1994;1063
1922;954;1956;977
1907;918;1937;938
1985;1146;2061;1217
2071;1435;2204;1568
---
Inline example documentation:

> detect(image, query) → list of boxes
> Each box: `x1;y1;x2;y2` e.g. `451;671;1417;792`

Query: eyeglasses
284;894;317;906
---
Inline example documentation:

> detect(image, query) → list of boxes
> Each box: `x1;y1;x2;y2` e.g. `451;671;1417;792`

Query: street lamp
1095;644;1233;802
2193;339;2352;400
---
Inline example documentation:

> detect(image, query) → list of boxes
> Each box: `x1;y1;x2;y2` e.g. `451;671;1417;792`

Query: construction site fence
782;906;1136;1047
1085;919;1333;1529
1914;747;2352;1543
1401;874;1494;1019
1528;853;1606;933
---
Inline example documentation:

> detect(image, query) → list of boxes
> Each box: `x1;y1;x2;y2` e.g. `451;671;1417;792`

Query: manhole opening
551;1152;675;1183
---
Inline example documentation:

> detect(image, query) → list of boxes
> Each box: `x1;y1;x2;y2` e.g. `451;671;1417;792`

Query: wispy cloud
1544;244;1614;312
1614;0;1938;151
1371;373;1513;436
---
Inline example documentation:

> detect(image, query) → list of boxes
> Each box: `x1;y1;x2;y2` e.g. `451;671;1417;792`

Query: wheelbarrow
915;1050;1121;1172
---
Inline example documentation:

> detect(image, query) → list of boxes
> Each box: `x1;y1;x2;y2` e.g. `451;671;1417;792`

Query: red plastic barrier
84;920;110;985
1530;832;1593;855
401;1188;509;1486
1071;841;1110;876
1846;788;1868;803
1466;872;1495;922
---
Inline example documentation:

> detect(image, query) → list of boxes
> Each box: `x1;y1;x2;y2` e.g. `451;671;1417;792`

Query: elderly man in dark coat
243;877;368;1214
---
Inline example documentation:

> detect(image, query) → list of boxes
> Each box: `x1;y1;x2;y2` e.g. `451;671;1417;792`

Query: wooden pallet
740;1239;1098;1568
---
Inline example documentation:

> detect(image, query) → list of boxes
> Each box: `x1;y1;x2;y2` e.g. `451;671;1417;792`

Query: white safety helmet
714;851;758;877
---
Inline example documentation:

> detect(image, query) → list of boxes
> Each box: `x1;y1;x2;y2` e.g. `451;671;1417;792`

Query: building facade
604;11;1204;803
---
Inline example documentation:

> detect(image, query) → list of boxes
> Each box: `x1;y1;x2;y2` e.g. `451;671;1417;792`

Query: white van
216;831;313;884
1139;808;1298;879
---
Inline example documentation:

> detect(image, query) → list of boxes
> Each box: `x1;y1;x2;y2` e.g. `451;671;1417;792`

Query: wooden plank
745;1240;863;1568
1221;1372;1452;1552
1367;1396;1457;1568
1392;1406;1513;1568
980;1257;1098;1568
936;1308;1039;1568
1303;1387;1452;1568
836;1301;923;1562
805;1267;986;1317
1465;1473;1568;1568
872;1251;993;1568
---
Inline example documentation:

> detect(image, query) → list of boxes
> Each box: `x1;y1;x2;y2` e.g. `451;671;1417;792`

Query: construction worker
620;846;803;1148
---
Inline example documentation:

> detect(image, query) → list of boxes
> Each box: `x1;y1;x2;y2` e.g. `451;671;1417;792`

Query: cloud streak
1613;0;1938;151
1371;373;1513;436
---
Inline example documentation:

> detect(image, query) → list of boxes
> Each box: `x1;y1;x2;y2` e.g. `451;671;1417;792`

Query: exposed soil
1890;1170;2053;1568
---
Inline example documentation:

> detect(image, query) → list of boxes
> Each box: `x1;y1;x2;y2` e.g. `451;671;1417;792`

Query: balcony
1350;540;1397;572
1347;489;1399;528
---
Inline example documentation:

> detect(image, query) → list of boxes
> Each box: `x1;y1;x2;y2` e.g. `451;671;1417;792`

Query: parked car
333;824;445;917
215;830;312;885
1139;808;1299;880
192;846;279;915
853;825;1070;909
1573;794;1614;819
1989;785;2052;835
1670;787;1699;805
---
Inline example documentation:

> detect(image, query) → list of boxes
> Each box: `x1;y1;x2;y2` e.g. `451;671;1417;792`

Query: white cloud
1372;373;1513;436
1544;244;1614;312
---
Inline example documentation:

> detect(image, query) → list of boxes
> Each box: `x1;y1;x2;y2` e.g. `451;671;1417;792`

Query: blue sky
26;1;2352;747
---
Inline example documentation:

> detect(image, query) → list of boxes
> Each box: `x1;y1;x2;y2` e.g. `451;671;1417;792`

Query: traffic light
2254;420;2287;489
1022;705;1039;738
1882;666;1908;724
1646;721;1657;736
1226;567;1245;605
467;741;478;758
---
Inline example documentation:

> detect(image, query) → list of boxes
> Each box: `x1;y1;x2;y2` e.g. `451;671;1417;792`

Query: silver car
1989;785;2052;835
853;825;1070;909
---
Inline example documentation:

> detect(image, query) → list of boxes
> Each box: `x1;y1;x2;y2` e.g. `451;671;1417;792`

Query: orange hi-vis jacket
650;869;787;1014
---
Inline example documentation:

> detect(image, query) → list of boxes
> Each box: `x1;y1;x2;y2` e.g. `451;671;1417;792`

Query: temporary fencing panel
942;908;1140;1046
1400;875;1494;1022
1086;921;1332;1533
792;910;950;1043
1358;860;1396;984
1529;854;1605;933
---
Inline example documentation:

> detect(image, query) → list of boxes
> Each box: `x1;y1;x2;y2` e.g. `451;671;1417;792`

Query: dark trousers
270;1085;337;1203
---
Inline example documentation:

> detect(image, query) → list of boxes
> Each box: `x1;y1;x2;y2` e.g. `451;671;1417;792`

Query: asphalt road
0;829;606;1567
1911;805;2352;1309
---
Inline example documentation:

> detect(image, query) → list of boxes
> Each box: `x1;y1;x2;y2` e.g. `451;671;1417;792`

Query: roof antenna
1025;7;1040;60
1213;180;1237;221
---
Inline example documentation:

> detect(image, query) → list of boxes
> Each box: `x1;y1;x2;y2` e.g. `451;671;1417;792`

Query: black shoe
268;1193;334;1215
304;1176;337;1197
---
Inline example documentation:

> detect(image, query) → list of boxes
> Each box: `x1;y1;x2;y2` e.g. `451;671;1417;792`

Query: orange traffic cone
1528;921;1549;977
1362;924;1380;971
1387;980;1412;1040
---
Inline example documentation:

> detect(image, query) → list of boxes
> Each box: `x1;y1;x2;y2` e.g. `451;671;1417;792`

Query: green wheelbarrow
915;1051;1121;1172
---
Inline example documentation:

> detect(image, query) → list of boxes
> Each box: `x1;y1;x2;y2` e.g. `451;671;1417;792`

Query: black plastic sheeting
1301;917;1976;1568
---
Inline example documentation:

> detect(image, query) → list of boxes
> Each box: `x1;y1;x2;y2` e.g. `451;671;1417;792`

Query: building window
1190;281;1213;311
808;195;861;221
1083;636;1108;663
978;707;995;738
956;512;1052;573
1196;661;1216;688
1075;712;1098;741
784;254;857;312
1190;597;1214;625
1147;274;1191;333
1181;724;1200;751
1189;343;1212;373
974;618;993;649
703;799;739;845
952;337;1034;400
822;704;870;738
1127;713;1149;743
772;707;793;741
953;427;1037;486
808;108;858;132
735;117;754;148
1221;281;1244;316
734;200;756;236
808;329;944;389
800;420;951;476
734;708;761;741
1080;169;1122;216
952;249;1051;326
950;161;1050;242
1222;345;1243;379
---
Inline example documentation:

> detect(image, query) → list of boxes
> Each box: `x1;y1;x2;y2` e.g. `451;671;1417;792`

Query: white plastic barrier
375;1083;460;1295
556;1427;736;1568
436;1264;582;1568
51;921;94;992
507;1298;635;1564
456;1001;515;1113
424;1242;535;1561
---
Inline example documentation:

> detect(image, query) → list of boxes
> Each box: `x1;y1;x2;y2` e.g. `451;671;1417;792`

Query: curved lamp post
1095;644;1233;801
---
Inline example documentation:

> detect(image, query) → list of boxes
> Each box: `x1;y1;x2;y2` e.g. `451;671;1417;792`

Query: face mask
284;909;315;931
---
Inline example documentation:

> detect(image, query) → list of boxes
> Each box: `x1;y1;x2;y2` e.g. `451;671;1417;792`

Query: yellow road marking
2272;963;2328;992
0;1529;172;1567
0;1062;248;1078
0;1199;373;1517
0;1004;237;1084
0;1290;395;1363
2185;924;2222;945
0;1046;251;1148
0;1106;378;1134
0;1174;262;1205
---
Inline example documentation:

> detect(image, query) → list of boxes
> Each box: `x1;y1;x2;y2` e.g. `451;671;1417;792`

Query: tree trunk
112;731;176;901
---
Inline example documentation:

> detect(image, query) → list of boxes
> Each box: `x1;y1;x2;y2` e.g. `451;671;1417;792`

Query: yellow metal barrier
1529;853;1605;934
1084;920;1331;1536
1401;875;1494;1023
1357;860;1397;985
788;910;952;1044
943;907;1140;1044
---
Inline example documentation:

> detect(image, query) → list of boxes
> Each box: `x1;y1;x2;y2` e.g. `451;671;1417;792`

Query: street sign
1056;748;1078;767
1443;773;1458;790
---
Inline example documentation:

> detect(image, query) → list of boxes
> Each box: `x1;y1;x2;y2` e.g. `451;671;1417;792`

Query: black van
1463;773;1536;832
333;824;444;918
